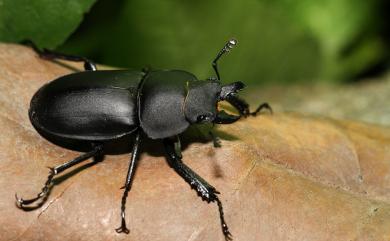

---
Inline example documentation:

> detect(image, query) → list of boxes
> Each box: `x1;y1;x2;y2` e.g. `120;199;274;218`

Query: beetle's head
184;80;245;124
185;38;244;124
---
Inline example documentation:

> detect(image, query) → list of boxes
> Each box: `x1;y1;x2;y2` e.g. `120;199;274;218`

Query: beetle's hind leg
115;130;142;234
226;95;272;117
22;40;97;71
163;137;232;241
15;144;104;209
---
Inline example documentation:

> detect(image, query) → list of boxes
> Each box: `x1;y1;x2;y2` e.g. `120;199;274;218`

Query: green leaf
0;0;96;48
262;0;386;80
61;0;386;84
60;0;321;85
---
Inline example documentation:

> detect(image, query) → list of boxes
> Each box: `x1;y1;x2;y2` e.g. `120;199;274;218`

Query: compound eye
196;115;207;123
196;113;213;123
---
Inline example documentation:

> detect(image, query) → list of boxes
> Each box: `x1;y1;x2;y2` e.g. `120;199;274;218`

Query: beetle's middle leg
209;130;222;148
163;137;232;241
226;95;272;117
23;40;97;71
15;144;104;208
115;130;142;234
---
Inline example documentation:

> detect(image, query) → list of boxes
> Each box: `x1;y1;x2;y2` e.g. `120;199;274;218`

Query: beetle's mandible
15;39;272;241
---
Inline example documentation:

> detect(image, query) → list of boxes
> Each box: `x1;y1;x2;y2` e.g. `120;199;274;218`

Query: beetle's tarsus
117;131;141;237
15;145;103;209
115;219;130;234
250;102;273;116
15;193;25;208
215;197;233;241
226;95;272;119
15;169;54;208
164;137;232;239
196;184;220;202
15;194;43;207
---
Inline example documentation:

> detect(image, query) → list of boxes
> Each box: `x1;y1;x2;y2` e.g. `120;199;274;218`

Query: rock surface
0;43;389;241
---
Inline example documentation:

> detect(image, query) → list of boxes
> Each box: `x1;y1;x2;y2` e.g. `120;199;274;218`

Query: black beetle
15;39;271;240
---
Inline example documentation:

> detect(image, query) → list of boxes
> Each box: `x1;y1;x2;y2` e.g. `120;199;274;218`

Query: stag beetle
15;39;271;240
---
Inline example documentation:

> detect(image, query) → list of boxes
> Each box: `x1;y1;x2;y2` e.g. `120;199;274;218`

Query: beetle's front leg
115;130;142;234
226;95;272;117
163;137;232;241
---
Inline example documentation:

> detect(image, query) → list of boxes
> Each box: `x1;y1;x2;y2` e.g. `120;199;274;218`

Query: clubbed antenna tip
212;38;239;80
226;39;237;50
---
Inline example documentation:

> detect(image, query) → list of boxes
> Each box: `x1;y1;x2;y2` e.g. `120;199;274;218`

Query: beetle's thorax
138;70;196;139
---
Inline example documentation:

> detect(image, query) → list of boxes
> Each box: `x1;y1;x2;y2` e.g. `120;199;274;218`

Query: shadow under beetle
15;39;271;240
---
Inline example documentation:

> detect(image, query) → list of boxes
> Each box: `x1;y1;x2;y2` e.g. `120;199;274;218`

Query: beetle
15;39;271;240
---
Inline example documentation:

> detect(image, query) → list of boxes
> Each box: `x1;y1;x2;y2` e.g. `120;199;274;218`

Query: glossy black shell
138;70;198;139
29;70;144;152
29;69;206;152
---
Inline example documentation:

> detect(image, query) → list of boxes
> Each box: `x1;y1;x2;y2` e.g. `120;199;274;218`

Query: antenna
212;38;237;80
